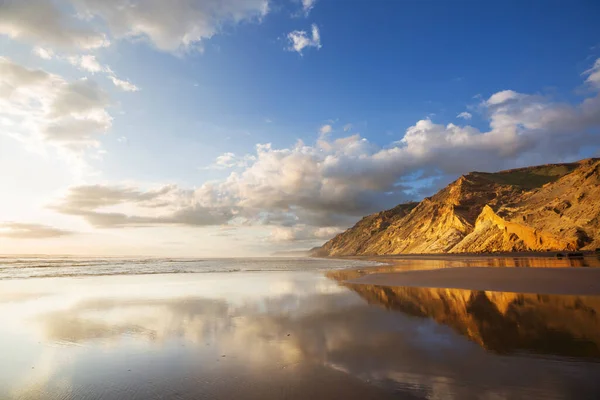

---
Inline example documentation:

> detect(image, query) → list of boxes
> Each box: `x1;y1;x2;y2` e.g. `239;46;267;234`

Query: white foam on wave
0;256;381;280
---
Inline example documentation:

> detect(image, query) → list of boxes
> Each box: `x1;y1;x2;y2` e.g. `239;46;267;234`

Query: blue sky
1;0;600;256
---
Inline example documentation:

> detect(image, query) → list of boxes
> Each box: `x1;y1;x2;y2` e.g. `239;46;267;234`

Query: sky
1;0;600;256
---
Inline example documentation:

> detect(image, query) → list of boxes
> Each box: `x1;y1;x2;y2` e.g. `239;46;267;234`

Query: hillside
313;158;600;256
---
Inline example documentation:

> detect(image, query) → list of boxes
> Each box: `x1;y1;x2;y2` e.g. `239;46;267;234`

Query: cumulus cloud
50;184;236;228
2;0;269;54
0;0;109;50
50;58;600;243
287;24;321;54
51;79;110;117
0;57;112;153
0;222;73;239
70;0;270;53
456;111;472;120
52;138;406;233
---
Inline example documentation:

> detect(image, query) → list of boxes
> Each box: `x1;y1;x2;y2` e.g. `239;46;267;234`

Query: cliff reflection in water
335;281;600;358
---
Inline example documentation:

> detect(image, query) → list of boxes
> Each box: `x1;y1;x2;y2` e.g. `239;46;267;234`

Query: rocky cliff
313;158;600;256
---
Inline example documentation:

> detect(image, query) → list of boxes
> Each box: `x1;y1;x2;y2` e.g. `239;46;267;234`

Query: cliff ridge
313;159;600;255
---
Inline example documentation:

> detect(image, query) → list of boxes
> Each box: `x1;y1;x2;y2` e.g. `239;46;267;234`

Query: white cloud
269;226;299;242
0;57;112;154
223;80;600;220
65;55;139;92
67;54;108;73
287;24;321;54
319;124;332;136
204;152;257;170
30;46;140;93
70;0;270;53
0;222;73;239
343;123;352;132
268;225;340;243
33;47;55;60
487;90;522;106
314;226;342;239
0;0;110;50
50;184;236;228
108;76;140;92
2;0;269;54
584;58;600;88
456;112;472;120
214;152;239;169
50;79;110;118
301;0;317;15
49;58;600;243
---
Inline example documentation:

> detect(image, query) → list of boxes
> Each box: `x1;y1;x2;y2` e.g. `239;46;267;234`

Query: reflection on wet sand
330;255;600;281
2;272;600;399
336;282;600;358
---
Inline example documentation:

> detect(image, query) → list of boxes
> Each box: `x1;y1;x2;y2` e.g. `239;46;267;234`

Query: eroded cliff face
312;202;418;257
314;159;600;255
336;283;600;357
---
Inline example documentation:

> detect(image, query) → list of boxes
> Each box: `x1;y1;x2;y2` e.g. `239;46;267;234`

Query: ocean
0;255;380;280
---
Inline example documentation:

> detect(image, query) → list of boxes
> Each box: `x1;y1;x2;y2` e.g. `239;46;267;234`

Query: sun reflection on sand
1;271;600;399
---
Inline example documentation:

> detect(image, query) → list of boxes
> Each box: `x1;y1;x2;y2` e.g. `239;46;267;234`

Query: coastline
325;252;600;296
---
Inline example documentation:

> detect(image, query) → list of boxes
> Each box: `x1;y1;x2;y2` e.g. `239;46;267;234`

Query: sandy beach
348;266;600;295
328;253;600;295
1;257;600;399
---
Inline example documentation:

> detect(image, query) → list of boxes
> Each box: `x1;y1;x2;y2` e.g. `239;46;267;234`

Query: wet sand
331;254;600;295
1;262;600;399
348;266;600;295
1;272;401;400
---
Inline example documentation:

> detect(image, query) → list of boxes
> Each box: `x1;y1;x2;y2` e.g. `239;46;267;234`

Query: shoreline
324;250;598;261
327;252;600;296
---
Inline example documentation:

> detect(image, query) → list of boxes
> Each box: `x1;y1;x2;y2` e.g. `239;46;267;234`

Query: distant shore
327;252;600;296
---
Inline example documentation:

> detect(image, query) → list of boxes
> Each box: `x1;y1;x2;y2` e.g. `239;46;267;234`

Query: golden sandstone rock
314;158;600;255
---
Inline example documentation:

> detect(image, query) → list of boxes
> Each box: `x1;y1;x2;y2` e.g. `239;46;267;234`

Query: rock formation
313;159;600;255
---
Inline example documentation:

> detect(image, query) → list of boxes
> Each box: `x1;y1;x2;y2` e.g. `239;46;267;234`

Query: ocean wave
0;257;381;280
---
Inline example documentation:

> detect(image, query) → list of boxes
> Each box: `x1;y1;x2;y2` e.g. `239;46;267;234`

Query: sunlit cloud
301;0;317;16
0;222;73;239
49;59;600;244
1;0;270;54
0;0;110;50
0;57;112;154
287;24;321;54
